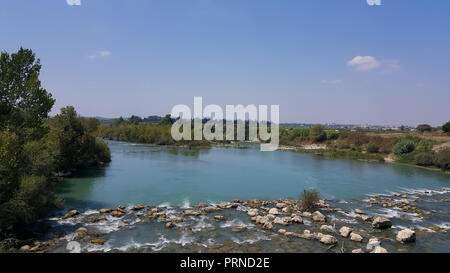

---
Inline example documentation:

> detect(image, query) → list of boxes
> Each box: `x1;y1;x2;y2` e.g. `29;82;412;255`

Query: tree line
0;48;111;238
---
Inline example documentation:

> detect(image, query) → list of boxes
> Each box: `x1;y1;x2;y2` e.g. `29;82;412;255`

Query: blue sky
1;0;449;126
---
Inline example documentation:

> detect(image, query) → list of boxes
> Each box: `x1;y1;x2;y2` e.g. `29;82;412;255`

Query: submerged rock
352;248;364;253
372;217;392;229
396;229;416;243
339;226;352;238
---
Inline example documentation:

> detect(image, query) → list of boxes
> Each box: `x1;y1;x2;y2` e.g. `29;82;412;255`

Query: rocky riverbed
4;188;450;253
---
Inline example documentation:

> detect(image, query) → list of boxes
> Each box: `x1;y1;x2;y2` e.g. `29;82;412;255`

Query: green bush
300;189;320;211
434;149;450;170
417;124;432;133
414;152;435;166
309;125;327;142
367;143;379;153
326;130;339;140
393;139;415;156
443;121;450;133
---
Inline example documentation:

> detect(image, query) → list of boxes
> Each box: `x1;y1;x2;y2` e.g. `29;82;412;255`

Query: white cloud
366;0;381;6
321;79;343;85
347;56;381;71
88;50;112;59
66;0;81;6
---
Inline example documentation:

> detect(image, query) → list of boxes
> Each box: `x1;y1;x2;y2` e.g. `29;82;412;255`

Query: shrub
393;139;415;156
367;143;379;153
326;130;339;140
434;149;450;170
414;152;435;166
417;124;432;133
310;125;327;142
300;189;320;211
443;121;450;134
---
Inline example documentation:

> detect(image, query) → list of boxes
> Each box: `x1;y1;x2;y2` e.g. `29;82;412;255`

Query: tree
0;48;55;139
159;114;174;125
309;125;327;142
367;143;379;153
129;115;142;125
443;121;450;133
393;139;415;156
417;124;432;133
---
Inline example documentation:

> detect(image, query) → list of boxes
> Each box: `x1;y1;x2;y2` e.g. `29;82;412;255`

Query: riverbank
4;187;449;253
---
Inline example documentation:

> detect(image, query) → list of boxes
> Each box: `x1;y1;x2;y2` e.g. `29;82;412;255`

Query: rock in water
366;238;380;251
352;249;364;253
111;210;125;217
233;226;247;232
396;229;416;243
372;246;388;253
247;209;259;217
268;208;279;215
291;215;303;224
339;226;352;238
273;217;289;226
91;239;107;245
263;221;274;230
312;211;326;222
62;210;79;219
130;204;144;211
20;245;31;251
354;209;364;214
214;215;227;221
75;227;88;233
372;217;392;229
350;233;363;242
320;225;336;233
184;210;202;216
317;233;337;245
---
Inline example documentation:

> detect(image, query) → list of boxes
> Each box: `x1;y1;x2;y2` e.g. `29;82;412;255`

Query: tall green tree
0;48;54;140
